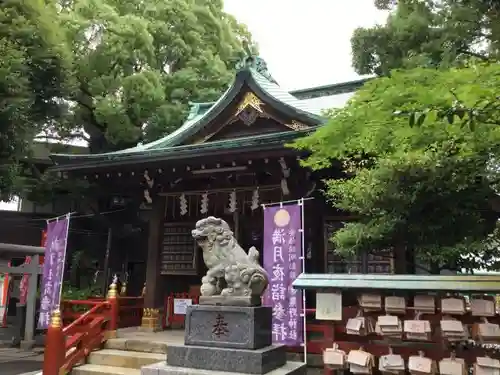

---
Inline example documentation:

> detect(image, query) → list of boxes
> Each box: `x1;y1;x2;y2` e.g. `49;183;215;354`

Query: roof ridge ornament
236;55;279;85
186;102;201;120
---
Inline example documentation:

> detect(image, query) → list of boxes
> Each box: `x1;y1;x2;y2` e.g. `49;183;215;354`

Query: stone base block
20;340;36;350
142;360;306;375
167;343;286;374
185;304;272;349
199;295;262;306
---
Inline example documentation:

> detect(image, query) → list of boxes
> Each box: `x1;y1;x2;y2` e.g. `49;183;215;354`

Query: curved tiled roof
50;127;318;171
51;56;326;165
50;56;368;169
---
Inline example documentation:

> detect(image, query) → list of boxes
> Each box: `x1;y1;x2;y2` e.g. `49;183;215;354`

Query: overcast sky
0;1;388;211
224;0;388;90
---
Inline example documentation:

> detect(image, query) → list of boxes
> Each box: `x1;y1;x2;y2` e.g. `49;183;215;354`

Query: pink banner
262;202;304;346
38;216;70;329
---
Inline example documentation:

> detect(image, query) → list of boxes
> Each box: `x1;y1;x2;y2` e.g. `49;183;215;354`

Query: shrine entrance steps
69;328;324;375
71;349;164;375
70;328;177;375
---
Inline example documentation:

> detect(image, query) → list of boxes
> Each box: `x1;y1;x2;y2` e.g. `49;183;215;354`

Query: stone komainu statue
192;217;269;299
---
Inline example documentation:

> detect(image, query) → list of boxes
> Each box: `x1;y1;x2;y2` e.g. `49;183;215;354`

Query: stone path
0;347;43;375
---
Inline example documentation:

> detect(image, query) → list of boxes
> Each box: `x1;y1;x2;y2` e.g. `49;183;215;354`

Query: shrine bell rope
262;197;313;364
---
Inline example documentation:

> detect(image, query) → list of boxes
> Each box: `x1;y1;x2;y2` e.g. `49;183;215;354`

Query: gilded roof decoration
238;107;260;126
235;92;264;115
286;120;309;131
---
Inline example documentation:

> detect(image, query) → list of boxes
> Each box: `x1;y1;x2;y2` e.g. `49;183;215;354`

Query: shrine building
49;56;393;326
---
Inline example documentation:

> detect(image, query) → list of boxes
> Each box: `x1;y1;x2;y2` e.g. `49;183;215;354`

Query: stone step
167;343;286;374
72;364;140;375
142;360;307;375
88;349;165;369
104;338;323;367
105;338;168;354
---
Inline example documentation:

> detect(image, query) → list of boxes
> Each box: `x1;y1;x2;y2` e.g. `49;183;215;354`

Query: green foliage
0;0;72;199
1;0;254;202
293;64;500;271
56;0;255;152
352;0;500;76
62;282;101;300
394;61;500;130
62;282;102;312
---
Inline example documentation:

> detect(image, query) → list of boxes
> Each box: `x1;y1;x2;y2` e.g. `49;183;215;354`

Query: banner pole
261;196;314;209
57;213;71;307
299;198;307;364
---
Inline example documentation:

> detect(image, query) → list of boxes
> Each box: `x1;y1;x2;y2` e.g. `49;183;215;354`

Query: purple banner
263;202;304;346
38;215;70;329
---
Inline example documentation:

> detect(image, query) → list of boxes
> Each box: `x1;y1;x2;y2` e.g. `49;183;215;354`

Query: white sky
0;1;388;212
224;0;388;90
0;199;18;211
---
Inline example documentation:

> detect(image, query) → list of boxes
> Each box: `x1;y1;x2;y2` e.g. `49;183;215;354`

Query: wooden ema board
325;305;500;365
161;222;197;275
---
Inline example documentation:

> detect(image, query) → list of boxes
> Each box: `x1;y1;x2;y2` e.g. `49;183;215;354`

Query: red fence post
43;310;65;375
107;281;118;338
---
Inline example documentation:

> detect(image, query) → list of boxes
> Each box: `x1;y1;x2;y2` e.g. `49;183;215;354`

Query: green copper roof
50;56;366;170
51;56;325;166
292;273;500;292
50;127;318;170
249;69;321;117
290;78;373;100
141;68;324;151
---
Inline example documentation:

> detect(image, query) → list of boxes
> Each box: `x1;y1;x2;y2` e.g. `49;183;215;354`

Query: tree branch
457;48;490;61
34;133;90;142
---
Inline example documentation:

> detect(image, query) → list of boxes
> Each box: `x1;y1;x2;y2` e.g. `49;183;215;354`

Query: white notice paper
316;292;342;320
173;298;192;315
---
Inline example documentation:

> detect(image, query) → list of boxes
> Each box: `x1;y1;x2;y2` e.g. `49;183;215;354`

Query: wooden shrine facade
49;56;394;321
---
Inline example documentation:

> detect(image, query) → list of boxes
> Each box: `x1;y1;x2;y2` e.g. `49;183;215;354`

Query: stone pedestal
185;305;272;349
141;305;306;375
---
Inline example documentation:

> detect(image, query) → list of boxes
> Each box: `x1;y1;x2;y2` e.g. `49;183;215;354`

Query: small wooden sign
316;291;342;320
173;298;192;315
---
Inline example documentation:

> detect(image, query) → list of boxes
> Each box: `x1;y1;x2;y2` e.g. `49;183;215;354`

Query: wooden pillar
393;245;408;274
42;310;64;375
21;254;39;349
141;196;165;331
107;280;118;338
102;227;113;293
233;210;239;241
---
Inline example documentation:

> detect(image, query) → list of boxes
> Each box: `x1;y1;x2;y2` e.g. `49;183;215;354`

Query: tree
293;63;500;272
0;0;72;200
48;0;255;152
352;0;500;76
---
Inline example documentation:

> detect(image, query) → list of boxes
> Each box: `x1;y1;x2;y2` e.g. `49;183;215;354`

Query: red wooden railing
46;287;334;374
43;283;144;375
117;296;144;328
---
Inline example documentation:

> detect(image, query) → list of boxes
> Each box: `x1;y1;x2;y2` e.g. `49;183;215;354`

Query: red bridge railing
43;282;143;375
